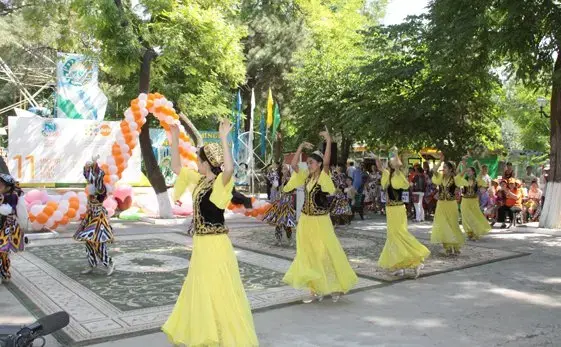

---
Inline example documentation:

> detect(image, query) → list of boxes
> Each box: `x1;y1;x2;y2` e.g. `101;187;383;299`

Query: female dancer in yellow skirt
457;159;492;241
430;153;465;256
163;119;258;347
375;154;430;278
282;128;358;303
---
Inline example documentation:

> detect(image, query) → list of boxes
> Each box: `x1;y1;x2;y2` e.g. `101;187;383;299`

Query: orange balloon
52;222;59;230
115;155;125;166
104;175;111;183
37;213;49;224
46;201;58;209
131;104;140;112
162;123;170;131
60;216;69;225
29;214;36;222
134;112;143;122
43;206;54;216
69;201;79;210
66;208;77;219
112;146;121;156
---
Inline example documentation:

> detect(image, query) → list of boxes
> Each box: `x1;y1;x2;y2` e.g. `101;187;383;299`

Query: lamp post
537;97;549;118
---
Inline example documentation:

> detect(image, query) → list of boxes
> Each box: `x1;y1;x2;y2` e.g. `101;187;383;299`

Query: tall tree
2;0;246;217
286;0;383;163
357;17;502;159
427;0;561;228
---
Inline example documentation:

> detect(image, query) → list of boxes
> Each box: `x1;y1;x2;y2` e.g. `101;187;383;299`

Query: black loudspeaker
322;142;338;166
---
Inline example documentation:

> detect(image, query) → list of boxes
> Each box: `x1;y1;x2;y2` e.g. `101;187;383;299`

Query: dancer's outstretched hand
300;142;314;150
219;118;233;139
169;123;180;139
319;126;331;142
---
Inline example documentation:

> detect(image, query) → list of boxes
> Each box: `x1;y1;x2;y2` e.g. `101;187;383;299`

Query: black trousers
498;206;522;223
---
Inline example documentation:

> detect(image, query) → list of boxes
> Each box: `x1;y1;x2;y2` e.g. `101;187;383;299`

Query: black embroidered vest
189;177;228;235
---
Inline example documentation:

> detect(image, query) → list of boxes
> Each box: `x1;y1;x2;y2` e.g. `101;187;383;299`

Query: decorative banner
56;53;108;120
8;116;142;184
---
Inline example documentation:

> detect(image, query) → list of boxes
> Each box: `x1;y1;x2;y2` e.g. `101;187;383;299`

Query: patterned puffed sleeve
173;168;201;201
210;173;234;209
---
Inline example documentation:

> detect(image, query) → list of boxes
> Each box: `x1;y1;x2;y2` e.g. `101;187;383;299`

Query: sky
382;0;430;25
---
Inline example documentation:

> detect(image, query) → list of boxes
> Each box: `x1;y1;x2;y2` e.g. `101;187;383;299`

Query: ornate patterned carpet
6;233;379;346
228;225;528;282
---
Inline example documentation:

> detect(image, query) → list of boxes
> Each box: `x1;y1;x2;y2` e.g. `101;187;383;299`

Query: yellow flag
267;88;273;128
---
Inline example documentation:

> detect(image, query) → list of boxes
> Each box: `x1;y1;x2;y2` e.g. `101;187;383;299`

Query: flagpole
249;88;256;196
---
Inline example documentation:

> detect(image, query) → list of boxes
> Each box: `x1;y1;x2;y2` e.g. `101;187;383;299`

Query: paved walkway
2;216;560;346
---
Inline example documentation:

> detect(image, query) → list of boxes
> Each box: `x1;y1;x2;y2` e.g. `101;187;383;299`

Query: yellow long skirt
430;200;465;251
162;234;258;347
283;214;358;295
378;204;431;270
461;197;491;239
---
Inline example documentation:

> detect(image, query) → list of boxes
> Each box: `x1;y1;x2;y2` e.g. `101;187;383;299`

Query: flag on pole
248;88;256;165
260;110;266;159
233;91;242;158
266;88;274;128
272;102;281;140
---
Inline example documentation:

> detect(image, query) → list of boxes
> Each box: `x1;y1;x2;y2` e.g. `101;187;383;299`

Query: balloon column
228;198;271;220
26;190;88;231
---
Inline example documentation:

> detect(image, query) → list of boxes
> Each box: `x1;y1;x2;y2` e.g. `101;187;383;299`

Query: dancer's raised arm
170;124;181;175
219;119;234;186
319;127;332;174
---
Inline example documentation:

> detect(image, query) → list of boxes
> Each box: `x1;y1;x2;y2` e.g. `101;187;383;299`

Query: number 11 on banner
12;155;35;179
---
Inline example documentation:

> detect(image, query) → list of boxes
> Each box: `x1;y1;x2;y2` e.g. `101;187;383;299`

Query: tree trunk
341;134;352;165
138;48;173;218
0;156;9;174
274;131;282;164
539;50;561;229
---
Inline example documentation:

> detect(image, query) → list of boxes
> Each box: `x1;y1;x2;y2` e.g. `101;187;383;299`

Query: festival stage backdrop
8;116;142;184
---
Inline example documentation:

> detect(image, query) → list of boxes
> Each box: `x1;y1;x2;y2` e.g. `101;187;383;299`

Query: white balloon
30;205;44;216
165;116;174;124
138;100;147;108
53;211;63;221
78;205;87;214
109;165;118;175
58;200;70;208
111;174;119;183
129;122;138;131
32;221;43;231
77;191;87;199
138;93;148;101
141;108;149;117
106;185;113;194
62;191;77;200
131;131;139;138
166;101;174;108
46;218;55;228
122;153;130;161
107;157;116;166
49;195;62;202
120;143;130;153
154;99;163;107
